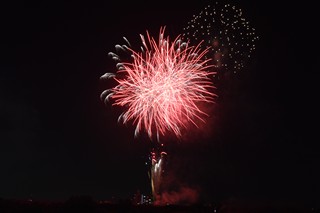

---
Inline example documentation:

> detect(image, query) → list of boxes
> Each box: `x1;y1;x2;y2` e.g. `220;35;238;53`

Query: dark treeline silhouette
0;196;319;213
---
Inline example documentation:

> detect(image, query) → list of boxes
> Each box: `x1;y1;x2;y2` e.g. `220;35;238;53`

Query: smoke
152;151;202;206
153;186;200;206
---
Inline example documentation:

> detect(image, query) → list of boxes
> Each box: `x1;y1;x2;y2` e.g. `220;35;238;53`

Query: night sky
1;0;318;206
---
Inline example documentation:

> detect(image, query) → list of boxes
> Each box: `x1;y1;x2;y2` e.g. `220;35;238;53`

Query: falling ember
100;27;217;140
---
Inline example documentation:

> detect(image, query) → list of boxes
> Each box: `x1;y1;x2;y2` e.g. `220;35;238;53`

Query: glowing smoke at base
153;186;200;206
148;145;201;206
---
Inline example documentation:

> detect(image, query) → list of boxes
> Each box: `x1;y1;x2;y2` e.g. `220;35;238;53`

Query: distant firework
100;27;217;140
182;2;259;78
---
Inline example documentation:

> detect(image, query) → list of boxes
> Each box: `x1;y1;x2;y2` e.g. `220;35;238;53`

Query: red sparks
101;27;217;140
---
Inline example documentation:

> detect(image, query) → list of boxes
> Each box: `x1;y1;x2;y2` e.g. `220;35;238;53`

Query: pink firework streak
100;27;217;140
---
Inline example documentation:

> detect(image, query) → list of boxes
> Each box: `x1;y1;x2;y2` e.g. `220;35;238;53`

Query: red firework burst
101;27;217;140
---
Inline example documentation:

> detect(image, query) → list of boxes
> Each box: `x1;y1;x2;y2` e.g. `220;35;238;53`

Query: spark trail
150;149;167;200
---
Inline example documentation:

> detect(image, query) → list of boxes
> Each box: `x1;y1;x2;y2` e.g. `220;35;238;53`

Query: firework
150;148;167;201
182;2;259;77
100;27;217;140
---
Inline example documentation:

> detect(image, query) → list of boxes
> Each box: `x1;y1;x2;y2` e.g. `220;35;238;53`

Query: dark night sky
0;0;318;206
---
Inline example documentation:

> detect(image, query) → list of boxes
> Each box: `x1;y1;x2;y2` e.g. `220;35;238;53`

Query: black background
0;0;318;207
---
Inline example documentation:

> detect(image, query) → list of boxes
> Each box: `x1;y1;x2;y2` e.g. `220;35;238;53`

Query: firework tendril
101;27;217;140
